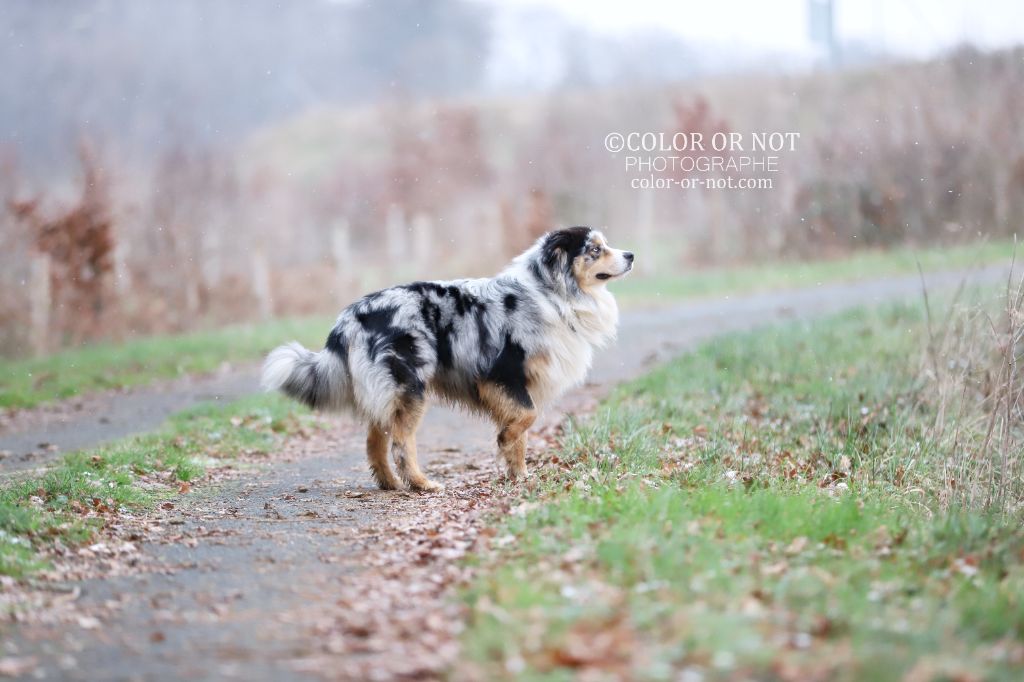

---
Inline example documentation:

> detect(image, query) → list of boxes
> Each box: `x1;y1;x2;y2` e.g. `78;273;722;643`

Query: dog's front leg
497;411;536;480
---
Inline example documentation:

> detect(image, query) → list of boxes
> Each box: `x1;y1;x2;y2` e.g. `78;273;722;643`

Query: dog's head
537;226;634;296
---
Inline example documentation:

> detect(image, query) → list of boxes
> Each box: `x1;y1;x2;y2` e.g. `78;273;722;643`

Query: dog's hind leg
367;423;401;490
390;398;443;492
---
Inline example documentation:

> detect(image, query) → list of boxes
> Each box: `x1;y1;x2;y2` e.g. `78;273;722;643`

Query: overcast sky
485;0;1024;57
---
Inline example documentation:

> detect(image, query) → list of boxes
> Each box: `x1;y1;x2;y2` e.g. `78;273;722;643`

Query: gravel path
0;266;1005;681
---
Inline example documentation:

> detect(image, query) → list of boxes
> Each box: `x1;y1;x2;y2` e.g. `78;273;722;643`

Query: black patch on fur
356;305;398;334
474;306;491;355
404;281;479;318
503;293;518;311
404;281;446;298
435;324;454;369
452;286;480;316
305;364;325;409
541;226;591;272
325;328;348;363
407;281;487;371
418;297;440;329
448;286;467;315
486;333;533;408
356;306;398;361
417;294;455;370
355;304;426;396
386;332;426;397
390;332;420;365
528;260;546;287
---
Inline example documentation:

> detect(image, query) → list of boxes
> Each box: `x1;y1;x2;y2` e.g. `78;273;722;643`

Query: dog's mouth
595;263;633;281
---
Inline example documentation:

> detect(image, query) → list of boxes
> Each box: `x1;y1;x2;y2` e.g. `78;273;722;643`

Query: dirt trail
0;267;1005;681
0;368;261;473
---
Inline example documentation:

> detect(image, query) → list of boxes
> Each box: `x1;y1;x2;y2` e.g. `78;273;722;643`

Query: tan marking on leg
367;423;401;490
498;412;536;479
478;382;537;480
524;352;552;405
390;398;443;492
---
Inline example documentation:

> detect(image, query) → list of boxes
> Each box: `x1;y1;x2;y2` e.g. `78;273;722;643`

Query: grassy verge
460;299;1024;680
0;394;309;577
614;239;1016;305
0;315;330;409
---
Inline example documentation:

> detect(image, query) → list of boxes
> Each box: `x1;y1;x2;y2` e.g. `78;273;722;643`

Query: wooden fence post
251;250;274;320
29;253;51;356
636;189;656;273
386;204;407;263
411;213;433;271
331;218;351;297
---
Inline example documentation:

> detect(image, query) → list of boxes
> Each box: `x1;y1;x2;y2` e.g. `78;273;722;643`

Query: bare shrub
790;48;1024;258
667;96;734;262
126;146;244;332
383;102;492;216
8;145;118;350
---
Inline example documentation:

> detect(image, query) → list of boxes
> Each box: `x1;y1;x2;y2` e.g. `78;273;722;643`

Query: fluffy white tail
261;342;348;411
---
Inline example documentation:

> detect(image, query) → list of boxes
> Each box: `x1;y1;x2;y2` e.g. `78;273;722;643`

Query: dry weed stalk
919;247;1024;513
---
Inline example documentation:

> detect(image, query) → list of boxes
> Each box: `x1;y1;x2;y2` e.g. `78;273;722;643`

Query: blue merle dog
262;227;634;491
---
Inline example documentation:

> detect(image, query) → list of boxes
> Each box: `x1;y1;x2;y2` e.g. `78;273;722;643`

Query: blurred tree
0;0;491;179
347;0;490;97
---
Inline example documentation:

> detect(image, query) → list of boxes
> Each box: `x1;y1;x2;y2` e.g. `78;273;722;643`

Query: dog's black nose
624;252;635;262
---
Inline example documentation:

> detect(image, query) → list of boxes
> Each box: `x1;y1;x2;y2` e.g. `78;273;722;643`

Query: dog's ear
540;227;591;272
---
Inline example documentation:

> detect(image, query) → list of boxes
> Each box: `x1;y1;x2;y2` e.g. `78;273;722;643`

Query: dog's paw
411;478;445;493
374;478;403;491
505;467;529;482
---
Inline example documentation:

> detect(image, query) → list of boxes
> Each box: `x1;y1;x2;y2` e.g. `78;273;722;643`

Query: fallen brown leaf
0;657;38;678
785;536;809;555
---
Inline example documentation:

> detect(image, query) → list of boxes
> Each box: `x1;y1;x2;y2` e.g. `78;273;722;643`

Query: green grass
0;394;309;577
613;239;1016;306
459;301;1024;680
0;315;331;409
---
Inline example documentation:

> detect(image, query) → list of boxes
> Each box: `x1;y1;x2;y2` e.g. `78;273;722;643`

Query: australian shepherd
261;226;634;491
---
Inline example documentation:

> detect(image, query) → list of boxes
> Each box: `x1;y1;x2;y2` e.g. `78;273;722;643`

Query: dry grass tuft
919;248;1024;513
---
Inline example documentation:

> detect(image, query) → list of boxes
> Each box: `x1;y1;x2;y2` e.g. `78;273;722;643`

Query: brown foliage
385;102;492;215
9;145;117;346
671;95;731;174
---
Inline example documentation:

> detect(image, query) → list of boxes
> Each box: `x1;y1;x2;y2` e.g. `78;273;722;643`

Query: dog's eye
590;246;602;256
